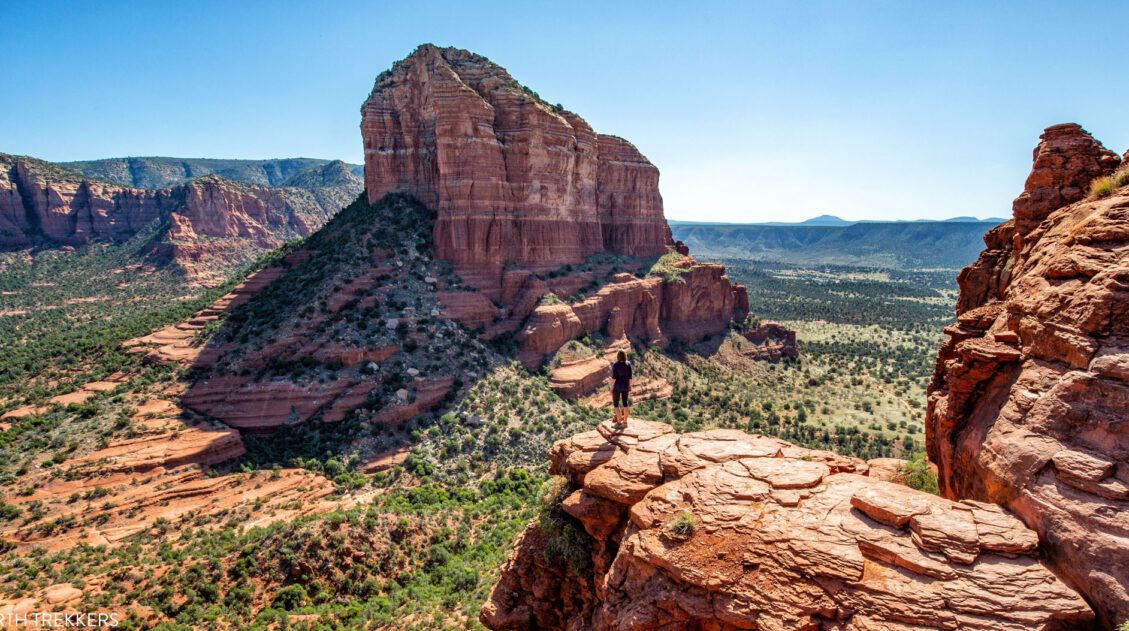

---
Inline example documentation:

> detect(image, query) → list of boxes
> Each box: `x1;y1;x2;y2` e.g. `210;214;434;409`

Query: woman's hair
616;350;627;363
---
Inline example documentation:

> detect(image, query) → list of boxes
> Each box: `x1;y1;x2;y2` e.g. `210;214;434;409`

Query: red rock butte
360;45;673;294
360;45;763;368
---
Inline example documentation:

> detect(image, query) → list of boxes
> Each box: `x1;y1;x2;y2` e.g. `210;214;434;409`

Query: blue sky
2;1;1125;222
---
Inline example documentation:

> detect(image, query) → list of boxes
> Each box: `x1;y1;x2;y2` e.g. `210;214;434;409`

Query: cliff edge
927;123;1129;627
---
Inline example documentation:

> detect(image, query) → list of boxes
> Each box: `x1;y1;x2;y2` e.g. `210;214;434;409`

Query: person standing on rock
610;351;633;424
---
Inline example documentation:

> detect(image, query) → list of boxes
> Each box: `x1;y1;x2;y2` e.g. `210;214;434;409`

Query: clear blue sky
2;1;1125;223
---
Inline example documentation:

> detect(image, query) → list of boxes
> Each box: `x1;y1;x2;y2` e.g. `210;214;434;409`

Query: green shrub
272;584;308;611
1090;176;1116;198
667;513;697;539
901;452;939;495
538;293;565;306
537;477;591;571
0;502;18;521
1117;620;1129;631
648;252;689;283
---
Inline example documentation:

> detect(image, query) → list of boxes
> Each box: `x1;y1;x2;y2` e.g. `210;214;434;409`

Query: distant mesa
670;217;1005;269
798;213;852;226
0;153;361;283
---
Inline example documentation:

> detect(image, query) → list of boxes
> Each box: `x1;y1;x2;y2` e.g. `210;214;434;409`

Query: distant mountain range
59;156;364;189
671;214;1007;227
670;218;1003;269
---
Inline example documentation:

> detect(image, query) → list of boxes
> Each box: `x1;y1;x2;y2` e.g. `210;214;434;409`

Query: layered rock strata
0;154;340;282
927;123;1128;627
361;45;671;295
361;45;757;363
482;420;1092;629
516;266;749;368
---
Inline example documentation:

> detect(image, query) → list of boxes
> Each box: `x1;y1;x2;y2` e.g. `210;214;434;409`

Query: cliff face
361;45;754;365
482;420;1092;630
0;154;339;282
515;265;749;368
927;123;1128;627
360;45;672;294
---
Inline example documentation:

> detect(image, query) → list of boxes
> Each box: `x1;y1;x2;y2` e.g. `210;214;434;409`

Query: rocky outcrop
361;45;671;296
927;123;1128;628
742;320;799;360
1010;123;1121;235
517;265;749;368
0;395;348;552
0;154;342;282
549;356;612;400
482;420;1092;630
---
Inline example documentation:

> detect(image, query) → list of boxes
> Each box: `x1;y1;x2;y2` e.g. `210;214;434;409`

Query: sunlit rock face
360;44;672;295
0;154;335;283
481;420;1092;630
928;123;1128;628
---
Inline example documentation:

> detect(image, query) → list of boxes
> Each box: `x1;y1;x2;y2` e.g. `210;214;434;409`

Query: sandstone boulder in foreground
482;420;1092;630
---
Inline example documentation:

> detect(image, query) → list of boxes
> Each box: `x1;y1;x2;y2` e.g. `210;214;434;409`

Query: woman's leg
613;391;627;422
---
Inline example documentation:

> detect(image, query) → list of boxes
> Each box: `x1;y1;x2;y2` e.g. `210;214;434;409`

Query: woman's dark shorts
613;390;630;407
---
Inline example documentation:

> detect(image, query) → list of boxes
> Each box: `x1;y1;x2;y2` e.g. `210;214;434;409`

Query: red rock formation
516;263;749;368
361;45;765;366
0;394;348;553
549;356;612;400
0;154;336;283
741;320;799;360
927;123;1128;627
1011;123;1120;235
361;45;672;295
482;420;1092;630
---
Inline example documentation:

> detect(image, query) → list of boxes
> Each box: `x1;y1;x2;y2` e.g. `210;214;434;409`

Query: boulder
483;421;1092;630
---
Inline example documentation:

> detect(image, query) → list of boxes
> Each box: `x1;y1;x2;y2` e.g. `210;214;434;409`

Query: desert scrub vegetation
631;340;923;460
666;513;697;540
1089;162;1129;199
901;451;940;495
647;251;689;282
0;225;229;405
0;468;552;630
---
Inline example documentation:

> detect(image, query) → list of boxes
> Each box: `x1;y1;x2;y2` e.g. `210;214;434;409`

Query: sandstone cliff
481;420;1092;629
927;123;1128;628
0;154;340;282
361;45;756;365
361;45;671;295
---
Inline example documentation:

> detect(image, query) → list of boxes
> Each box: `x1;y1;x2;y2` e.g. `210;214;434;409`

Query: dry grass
1089;163;1129;199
